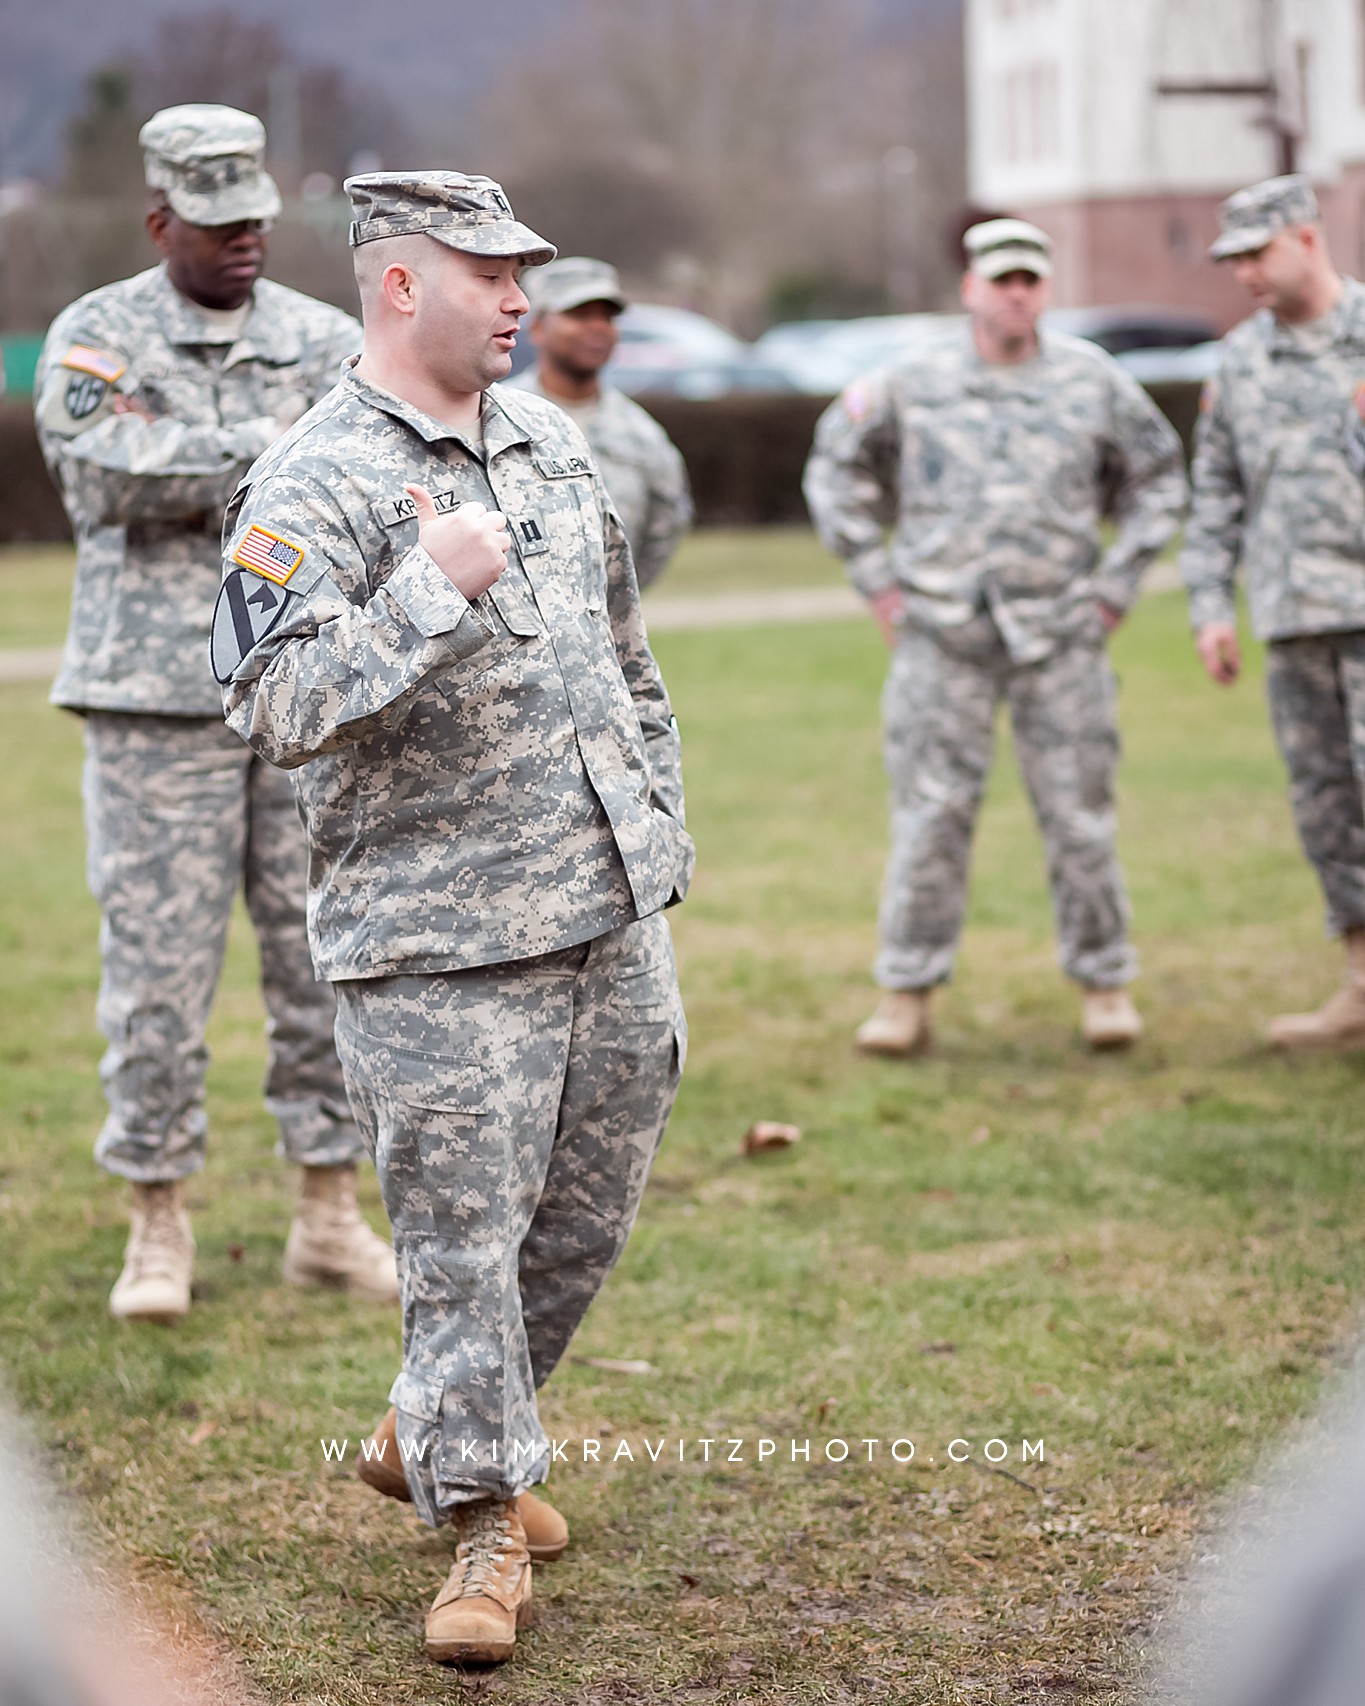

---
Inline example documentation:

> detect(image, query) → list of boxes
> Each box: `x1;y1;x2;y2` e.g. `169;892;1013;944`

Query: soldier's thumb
404;484;438;526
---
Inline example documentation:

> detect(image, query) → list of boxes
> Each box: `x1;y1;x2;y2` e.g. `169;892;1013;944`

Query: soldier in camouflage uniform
1183;175;1365;1049
34;105;397;1322
804;219;1187;1055
216;172;692;1665
509;256;692;589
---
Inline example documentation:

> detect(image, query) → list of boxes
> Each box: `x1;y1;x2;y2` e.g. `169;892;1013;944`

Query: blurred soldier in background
1183;175;1365;1051
511;255;692;590
33;104;396;1322
805;218;1186;1056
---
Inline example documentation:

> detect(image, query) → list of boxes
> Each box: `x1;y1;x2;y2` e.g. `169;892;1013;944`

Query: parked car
606;304;795;397
752;313;964;394
1113;341;1222;383
1042;304;1218;356
507;301;792;396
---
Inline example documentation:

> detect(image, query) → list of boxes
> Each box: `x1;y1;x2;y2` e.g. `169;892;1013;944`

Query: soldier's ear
381;262;419;317
146;200;171;254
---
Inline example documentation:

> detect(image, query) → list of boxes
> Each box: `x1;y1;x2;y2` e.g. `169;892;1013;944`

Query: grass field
2;535;1364;1704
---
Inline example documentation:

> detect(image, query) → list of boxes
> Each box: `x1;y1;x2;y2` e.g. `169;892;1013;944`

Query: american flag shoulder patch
232;524;306;585
62;344;127;383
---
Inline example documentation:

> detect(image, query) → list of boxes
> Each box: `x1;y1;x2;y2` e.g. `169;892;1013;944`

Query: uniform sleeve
601;493;687;834
219;473;493;769
631;428;693;592
801;371;901;598
1091;366;1189;613
34;326;278;529
1179;372;1244;631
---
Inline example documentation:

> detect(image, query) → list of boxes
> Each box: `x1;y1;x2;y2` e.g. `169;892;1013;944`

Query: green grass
2;543;1364;1703
0;544;77;648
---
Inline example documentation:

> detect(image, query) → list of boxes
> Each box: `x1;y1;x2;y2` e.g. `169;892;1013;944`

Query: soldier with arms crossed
1183;175;1365;1049
34;105;396;1321
805;219;1187;1055
215;172;692;1665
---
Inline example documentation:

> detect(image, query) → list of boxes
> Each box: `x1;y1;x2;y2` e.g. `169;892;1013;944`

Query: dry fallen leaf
571;1356;655;1376
741;1121;801;1155
188;1420;218;1446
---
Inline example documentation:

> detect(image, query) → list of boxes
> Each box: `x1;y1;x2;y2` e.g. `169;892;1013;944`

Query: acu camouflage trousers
875;621;1137;992
1265;630;1365;937
82;713;364;1182
333;912;685;1525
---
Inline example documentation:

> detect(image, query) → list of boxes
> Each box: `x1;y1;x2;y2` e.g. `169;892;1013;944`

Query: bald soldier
215;172;692;1664
805;219;1187;1054
34;105;396;1321
510;256;692;589
1183;175;1365;1049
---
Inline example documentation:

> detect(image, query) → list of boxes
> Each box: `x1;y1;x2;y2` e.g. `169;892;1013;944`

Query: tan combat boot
1267;930;1365;1051
109;1180;195;1322
425;1497;533;1665
1081;987;1143;1050
282;1164;399;1302
854;989;933;1056
358;1407;569;1561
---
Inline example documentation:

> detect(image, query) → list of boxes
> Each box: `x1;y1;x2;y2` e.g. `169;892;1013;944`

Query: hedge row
0;381;1202;545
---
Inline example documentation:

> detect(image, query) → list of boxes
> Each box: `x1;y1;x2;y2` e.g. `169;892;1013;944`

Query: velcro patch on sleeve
232;524;306;585
211;569;295;683
61;344;128;383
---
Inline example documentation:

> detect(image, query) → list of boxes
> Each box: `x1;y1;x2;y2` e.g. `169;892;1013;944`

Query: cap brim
165;173;281;228
535;286;628;315
428;221;557;267
971;247;1052;281
1208;224;1274;259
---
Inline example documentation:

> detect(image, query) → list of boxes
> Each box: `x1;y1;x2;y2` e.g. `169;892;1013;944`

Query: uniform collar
152;265;302;365
340;359;535;459
960;318;1051;384
1265;275;1365;352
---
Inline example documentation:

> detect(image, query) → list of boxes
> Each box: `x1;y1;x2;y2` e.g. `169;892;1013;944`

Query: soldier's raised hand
405;485;509;601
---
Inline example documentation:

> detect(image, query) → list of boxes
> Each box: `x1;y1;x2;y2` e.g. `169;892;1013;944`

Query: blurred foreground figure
1182;175;1365;1051
215;171;692;1665
33;104;395;1320
511;256;692;589
1155;1355;1365;1706
0;1404;223;1706
804;219;1186;1055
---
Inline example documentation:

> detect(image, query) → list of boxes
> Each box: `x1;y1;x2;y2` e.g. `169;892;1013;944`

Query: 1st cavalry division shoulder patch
211;569;294;684
233;524;306;584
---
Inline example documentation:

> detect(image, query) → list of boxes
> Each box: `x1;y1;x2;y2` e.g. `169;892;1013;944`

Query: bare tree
479;0;966;326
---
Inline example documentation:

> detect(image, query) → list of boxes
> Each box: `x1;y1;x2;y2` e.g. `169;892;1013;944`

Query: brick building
966;0;1365;328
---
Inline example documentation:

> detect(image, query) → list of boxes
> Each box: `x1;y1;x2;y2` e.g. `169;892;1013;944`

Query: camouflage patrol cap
1210;174;1321;259
964;217;1053;280
140;104;282;227
345;171;556;265
524;256;628;317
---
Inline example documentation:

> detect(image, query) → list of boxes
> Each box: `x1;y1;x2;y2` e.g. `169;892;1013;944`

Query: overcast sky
0;0;957;181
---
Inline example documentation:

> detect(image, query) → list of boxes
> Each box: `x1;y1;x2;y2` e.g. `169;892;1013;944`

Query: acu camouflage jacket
35;264;360;716
218;363;693;980
1182;276;1365;641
